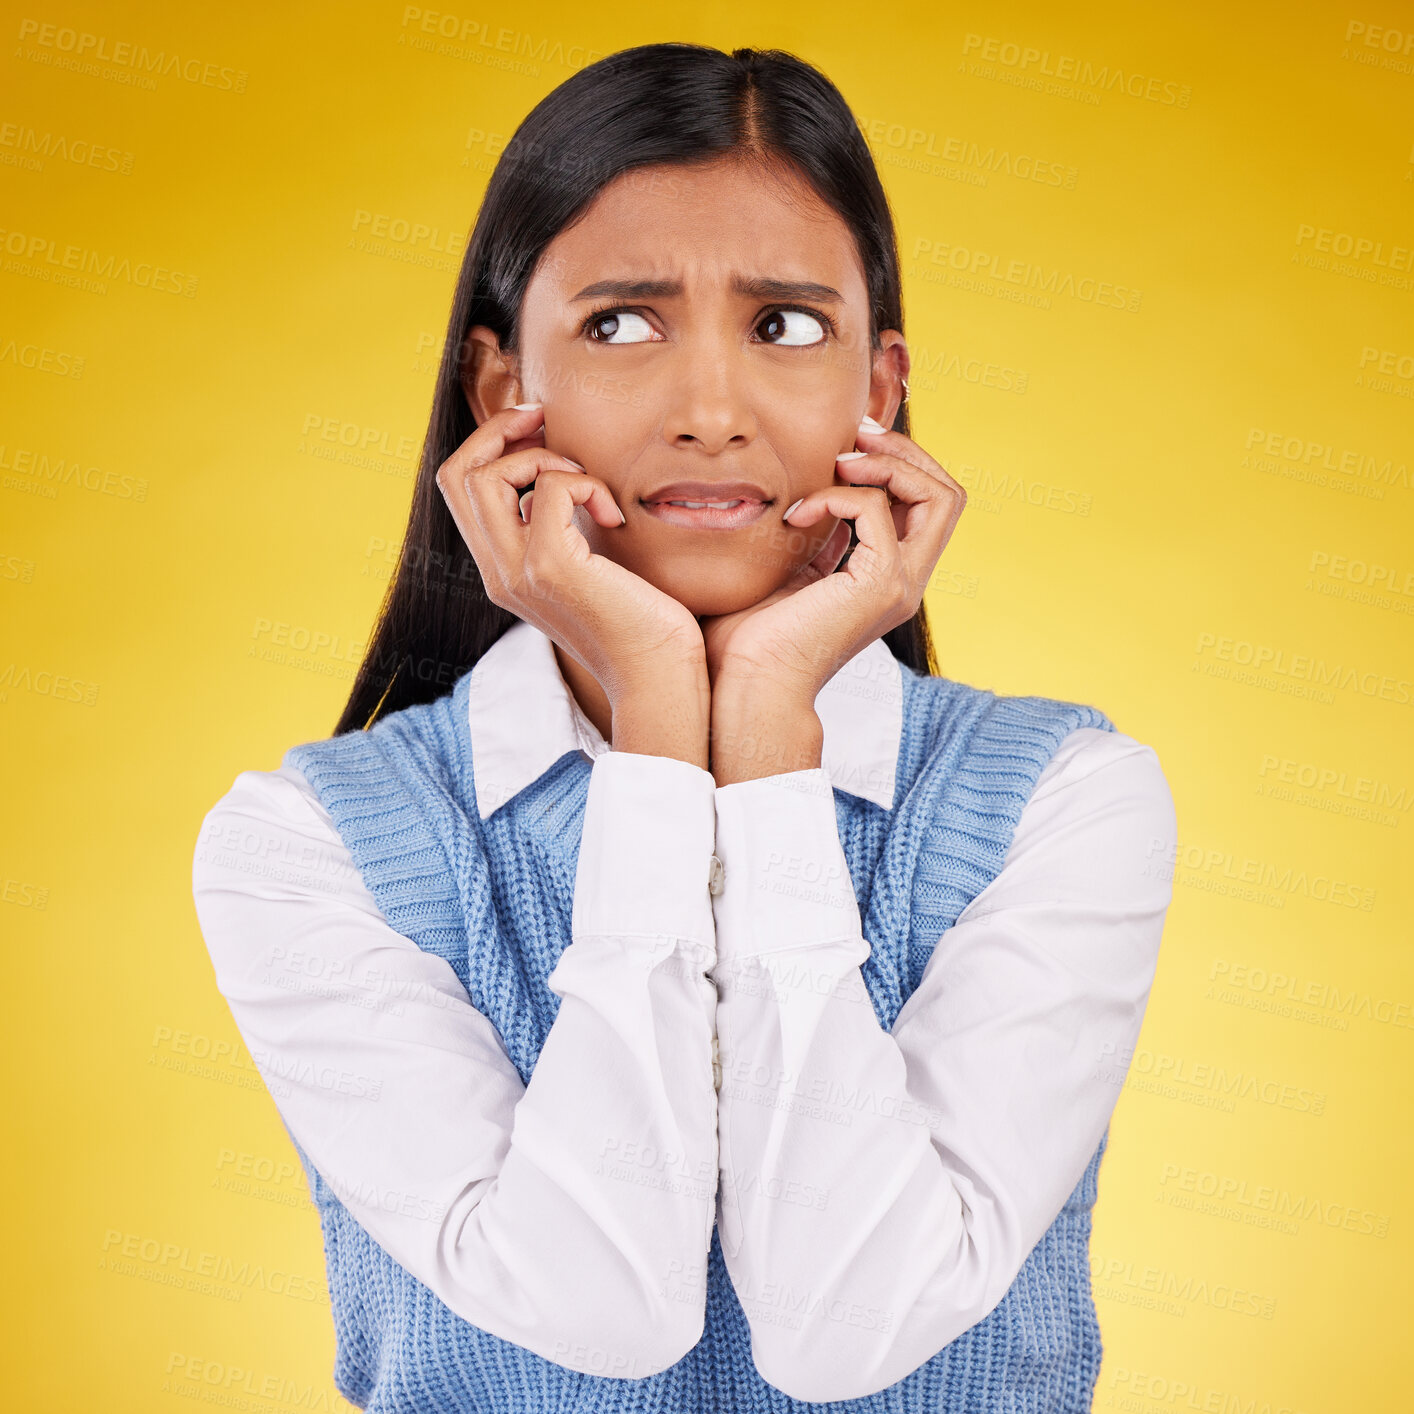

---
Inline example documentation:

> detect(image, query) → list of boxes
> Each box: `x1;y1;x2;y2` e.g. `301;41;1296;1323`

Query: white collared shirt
192;621;1175;1399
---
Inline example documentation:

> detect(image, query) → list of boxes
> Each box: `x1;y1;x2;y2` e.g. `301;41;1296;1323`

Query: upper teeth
663;500;743;509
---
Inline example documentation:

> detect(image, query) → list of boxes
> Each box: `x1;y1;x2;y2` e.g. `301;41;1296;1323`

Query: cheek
763;370;865;476
543;392;640;491
771;417;854;494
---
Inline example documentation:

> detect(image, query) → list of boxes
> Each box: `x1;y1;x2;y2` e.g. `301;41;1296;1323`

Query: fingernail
859;414;887;433
518;489;533;522
615;503;627;525
562;457;586;471
837;451;867;461
783;497;804;521
513;401;543;411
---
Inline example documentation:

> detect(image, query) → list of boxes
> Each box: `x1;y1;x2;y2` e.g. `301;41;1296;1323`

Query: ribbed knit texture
283;657;1116;1412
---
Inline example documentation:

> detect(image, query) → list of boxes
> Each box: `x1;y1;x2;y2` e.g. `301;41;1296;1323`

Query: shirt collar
466;620;903;820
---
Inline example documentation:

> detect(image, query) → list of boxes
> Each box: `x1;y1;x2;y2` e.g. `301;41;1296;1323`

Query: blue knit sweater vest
283;654;1116;1412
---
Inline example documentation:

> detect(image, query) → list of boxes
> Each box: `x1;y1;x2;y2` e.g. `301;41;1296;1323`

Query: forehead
532;156;867;299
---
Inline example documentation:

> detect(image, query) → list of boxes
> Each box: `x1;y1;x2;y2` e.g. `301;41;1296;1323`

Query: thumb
713;520;855;623
789;518;852;588
755;520;852;610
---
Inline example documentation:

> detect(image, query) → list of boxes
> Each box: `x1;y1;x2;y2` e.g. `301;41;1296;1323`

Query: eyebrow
570;275;845;303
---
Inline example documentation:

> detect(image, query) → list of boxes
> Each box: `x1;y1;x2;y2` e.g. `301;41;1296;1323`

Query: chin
629;555;789;619
579;521;807;617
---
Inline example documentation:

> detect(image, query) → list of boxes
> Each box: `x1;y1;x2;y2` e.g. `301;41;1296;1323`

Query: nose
659;343;757;455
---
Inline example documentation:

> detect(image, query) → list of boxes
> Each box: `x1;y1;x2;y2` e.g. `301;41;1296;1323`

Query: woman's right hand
435;403;707;716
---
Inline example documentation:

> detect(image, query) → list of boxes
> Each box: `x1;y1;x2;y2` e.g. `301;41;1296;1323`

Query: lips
639;480;773;530
642;480;772;507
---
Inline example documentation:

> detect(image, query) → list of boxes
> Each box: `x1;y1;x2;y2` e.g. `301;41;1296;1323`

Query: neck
551;643;615;745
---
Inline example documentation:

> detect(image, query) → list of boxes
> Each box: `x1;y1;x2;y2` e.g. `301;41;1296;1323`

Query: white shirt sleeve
708;726;1177;1403
191;749;720;1380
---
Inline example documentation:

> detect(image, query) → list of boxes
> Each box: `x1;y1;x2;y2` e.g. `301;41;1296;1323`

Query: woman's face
464;154;908;618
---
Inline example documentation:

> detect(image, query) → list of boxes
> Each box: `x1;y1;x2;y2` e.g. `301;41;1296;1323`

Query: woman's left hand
700;419;967;708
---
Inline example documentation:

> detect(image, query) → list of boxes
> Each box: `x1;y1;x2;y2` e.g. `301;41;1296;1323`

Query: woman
193;41;1175;1412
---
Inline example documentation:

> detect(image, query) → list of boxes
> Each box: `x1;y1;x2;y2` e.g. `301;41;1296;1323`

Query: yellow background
3;0;1410;1407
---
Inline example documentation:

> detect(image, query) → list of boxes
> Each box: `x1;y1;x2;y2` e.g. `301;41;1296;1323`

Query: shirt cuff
571;750;718;951
712;768;864;962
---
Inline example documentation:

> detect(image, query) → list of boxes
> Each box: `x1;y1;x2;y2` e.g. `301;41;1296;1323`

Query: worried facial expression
464;153;908;618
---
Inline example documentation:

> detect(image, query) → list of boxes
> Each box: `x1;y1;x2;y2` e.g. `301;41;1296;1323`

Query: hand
700;420;967;707
435;405;707;709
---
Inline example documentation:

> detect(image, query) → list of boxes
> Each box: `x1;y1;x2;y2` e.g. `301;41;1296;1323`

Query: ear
866;331;910;430
458;326;524;424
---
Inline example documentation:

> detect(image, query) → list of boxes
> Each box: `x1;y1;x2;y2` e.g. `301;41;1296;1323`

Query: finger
438;444;581;585
852;422;968;503
451;404;547;477
434;405;549;537
506;424;547;458
785;484;896;558
528;467;624;528
522;470;626;586
835;449;962;533
467;467;622;623
517;472;625;529
805;518;854;579
833;451;965;577
437;406;545;540
783;485;927;612
835;450;955;512
773;515;853;597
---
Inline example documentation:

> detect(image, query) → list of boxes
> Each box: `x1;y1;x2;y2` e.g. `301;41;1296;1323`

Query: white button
708;854;725;896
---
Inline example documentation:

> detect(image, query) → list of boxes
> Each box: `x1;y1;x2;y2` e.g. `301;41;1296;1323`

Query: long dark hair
335;41;940;736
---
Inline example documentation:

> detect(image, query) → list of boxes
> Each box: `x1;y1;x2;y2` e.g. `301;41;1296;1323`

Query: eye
756;307;830;347
585;308;660;343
